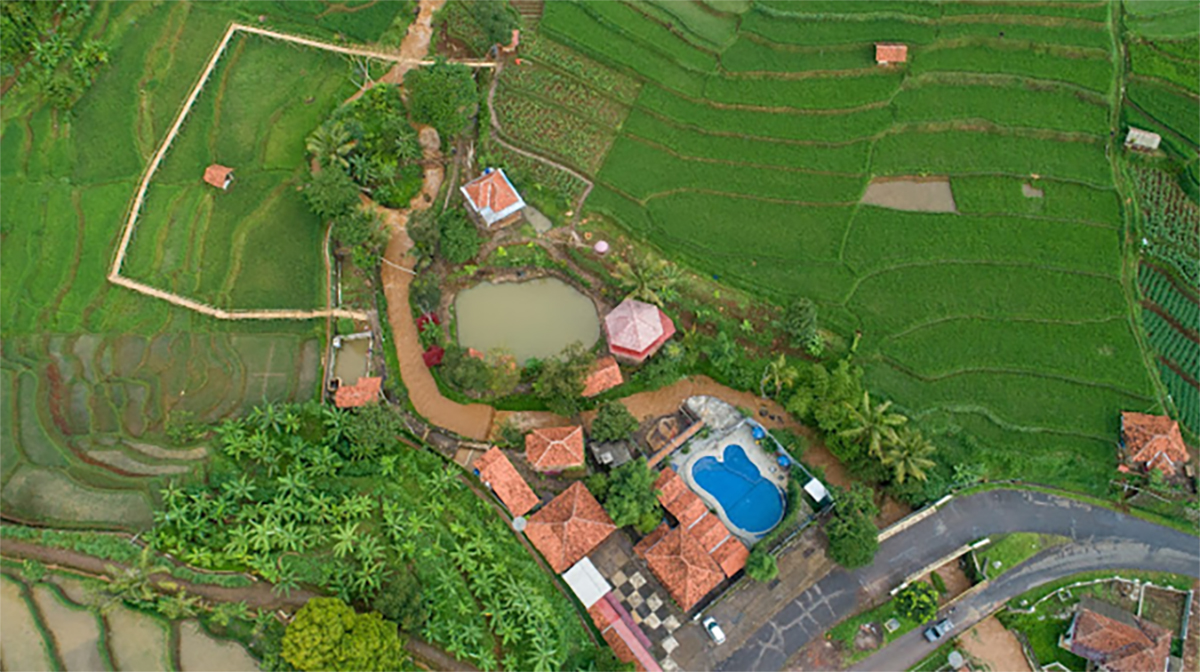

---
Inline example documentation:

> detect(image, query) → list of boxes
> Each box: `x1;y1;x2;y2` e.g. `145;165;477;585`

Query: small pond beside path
455;278;600;363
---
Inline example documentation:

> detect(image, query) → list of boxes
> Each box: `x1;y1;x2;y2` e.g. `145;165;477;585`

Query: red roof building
474;447;538;517
588;596;662;672
525;425;585;471
875;43;908;65
525;482;617;573
582;356;624;397
460;168;526;228
636;469;750;609
203;164;234;189
1061;601;1173;672
334;376;382;408
1120;412;1190;476
604;299;676;364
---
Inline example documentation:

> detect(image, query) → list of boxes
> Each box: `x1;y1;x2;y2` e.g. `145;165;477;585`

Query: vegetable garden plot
882;317;1152;390
893;82;1109;135
598;136;866;203
522;32;642;103
499;63;632;128
910;44;1112;93
843;210;1121;276
721;36;875;73
494;91;617;174
1143;311;1200;378
1140;266;1200;329
1158;362;1200;432
951;175;1121;223
871;130;1114;187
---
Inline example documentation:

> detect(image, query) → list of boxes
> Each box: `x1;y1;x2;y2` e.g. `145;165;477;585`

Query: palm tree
306;121;355;170
332;521;358;559
839;391;908;459
760;354;798;399
611;251;682;307
881;427;937;484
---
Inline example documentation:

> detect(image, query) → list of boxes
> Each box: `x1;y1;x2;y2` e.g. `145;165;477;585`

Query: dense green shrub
601;458;662;533
532;342;591;416
372;570;428;633
405;60;477;141
282;597;409;672
591;401;640;443
825;484;879;569
344;404;407;460
745;547;779;582
437;209;482;264
895;582;938;623
304;167;361;221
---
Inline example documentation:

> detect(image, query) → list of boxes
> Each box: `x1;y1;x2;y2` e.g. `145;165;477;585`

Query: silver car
702;617;726;645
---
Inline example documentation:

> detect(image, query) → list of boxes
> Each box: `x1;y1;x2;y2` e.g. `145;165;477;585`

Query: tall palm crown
839;391;908;458
882;427;937;484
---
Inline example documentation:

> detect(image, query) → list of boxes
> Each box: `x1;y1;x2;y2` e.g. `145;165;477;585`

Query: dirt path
958;616;1032;672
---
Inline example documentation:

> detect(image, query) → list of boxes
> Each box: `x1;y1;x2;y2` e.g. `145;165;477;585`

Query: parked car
702;617;726;645
923;618;954;642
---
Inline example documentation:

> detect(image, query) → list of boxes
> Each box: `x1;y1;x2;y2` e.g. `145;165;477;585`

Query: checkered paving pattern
609;566;685;665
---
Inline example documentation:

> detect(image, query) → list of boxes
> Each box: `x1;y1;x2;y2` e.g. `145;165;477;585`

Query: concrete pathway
712;489;1199;671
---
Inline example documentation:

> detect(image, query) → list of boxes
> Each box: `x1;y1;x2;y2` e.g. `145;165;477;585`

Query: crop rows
951;176;1121;223
911;44;1112;93
494;90;616;174
720;36;875;73
598;135;865;203
1131;168;1200;286
634;0;739;50
702;70;902;109
480;134;588;204
1143;310;1199;379
1140;265;1200;327
521;32;642;104
893;82;1109;135
581;0;719;72
1159;362;1200;433
758;0;1109;21
635;86;893;144
499;63;630;128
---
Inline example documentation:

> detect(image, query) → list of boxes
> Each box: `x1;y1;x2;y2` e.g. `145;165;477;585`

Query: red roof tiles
588;598;661;672
475;447;538;517
875;43;908;64
1065;606;1172;672
655;469;708;529
334;377;381;408
525;482;616;573
1121;412;1189;475
526;425;585;471
710;536;749;577
604;299;676;363
582;357;624;397
637;524;724;611
203;164;234;189
460;169;525;226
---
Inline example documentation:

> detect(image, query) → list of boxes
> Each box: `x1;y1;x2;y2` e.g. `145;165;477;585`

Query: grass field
0;1;405;529
503;0;1175;494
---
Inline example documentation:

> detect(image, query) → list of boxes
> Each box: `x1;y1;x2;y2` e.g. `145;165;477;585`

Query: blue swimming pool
691;445;784;535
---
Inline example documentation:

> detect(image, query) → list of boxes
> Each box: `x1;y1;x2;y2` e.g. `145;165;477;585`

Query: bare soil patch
0;575;52;671
30;583;104;672
860;177;957;213
959;616;1032;672
177;619;258;671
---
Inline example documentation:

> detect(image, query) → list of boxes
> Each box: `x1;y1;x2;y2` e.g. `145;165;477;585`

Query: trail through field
377;0;496;441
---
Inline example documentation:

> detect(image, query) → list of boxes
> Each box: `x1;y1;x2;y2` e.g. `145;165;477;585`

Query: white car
702;617;726;645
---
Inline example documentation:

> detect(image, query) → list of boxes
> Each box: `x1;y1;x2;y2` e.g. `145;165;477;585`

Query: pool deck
671;420;787;544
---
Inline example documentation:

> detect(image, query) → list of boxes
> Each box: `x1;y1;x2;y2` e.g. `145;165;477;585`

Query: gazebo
603;298;675;364
203;164;234;190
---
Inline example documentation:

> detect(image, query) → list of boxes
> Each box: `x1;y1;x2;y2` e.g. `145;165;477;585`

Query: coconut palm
611;251;682;307
881;427;937;484
839;391;908;459
760;353;798;399
306;121;355;169
332;521;359;559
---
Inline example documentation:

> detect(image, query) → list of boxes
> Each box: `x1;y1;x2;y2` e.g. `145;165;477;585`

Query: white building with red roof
460;168;526;228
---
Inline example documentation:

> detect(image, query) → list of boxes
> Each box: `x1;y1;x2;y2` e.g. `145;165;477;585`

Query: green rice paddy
506;0;1177;492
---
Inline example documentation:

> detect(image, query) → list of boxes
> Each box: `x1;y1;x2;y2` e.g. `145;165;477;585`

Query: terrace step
511;0;544;26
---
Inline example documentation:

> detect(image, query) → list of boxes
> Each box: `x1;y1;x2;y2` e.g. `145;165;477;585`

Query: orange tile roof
637;524;724;611
526;425;585;471
334;377;382;408
689;513;728;551
525;482;616;573
875;43;908;64
582;357;624;397
588;600;659;672
203;164;234;188
1121;412;1189;475
1066;606;1172;672
460;169;525;225
711;536;749;577
655;469;708;529
475;447;538;517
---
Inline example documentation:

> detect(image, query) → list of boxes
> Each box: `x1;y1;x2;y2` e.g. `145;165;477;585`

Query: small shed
875;43;908;65
1124;128;1162;152
460;168;526;228
562;557;611;609
589;440;633;469
203;164;234;190
334;376;382;408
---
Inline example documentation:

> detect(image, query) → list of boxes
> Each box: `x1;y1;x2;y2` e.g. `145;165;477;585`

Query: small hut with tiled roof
582;356;624;397
1120;412;1189;476
334;376;381;408
525;425;585;472
460;168;526;228
203;164;234;190
525;481;616;573
474;446;538;517
875;43;907;65
1061;598;1173;672
604;299;676;364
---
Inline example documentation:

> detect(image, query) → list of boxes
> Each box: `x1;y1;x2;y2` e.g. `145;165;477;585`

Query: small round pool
691;445;785;536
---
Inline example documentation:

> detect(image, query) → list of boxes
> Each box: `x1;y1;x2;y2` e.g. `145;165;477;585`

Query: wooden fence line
108;22;489;322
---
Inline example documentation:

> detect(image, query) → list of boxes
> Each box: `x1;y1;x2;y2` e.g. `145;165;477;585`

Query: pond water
333;337;370;383
455;278;599;363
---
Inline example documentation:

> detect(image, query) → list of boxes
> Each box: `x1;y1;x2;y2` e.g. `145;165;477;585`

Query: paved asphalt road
716;489;1199;672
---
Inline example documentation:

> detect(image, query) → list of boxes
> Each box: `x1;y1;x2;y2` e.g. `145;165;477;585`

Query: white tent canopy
804;477;830;504
562;557;611;608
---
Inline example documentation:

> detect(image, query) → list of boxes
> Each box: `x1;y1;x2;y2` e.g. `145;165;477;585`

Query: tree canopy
437;208;482;264
405;60;476;141
601;458;662;533
825;484;879;569
590;401;639;443
533;342;591;417
282;597;409;672
895;581;939;624
745;546;779;582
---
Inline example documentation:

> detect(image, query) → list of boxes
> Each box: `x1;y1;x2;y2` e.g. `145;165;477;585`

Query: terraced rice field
0;571;257;671
0;1;403;530
502;0;1174;492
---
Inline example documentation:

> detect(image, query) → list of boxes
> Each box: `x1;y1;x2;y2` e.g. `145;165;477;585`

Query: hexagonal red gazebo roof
603;299;675;364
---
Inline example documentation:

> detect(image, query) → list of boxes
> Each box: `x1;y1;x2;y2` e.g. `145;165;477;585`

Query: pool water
692;445;784;535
